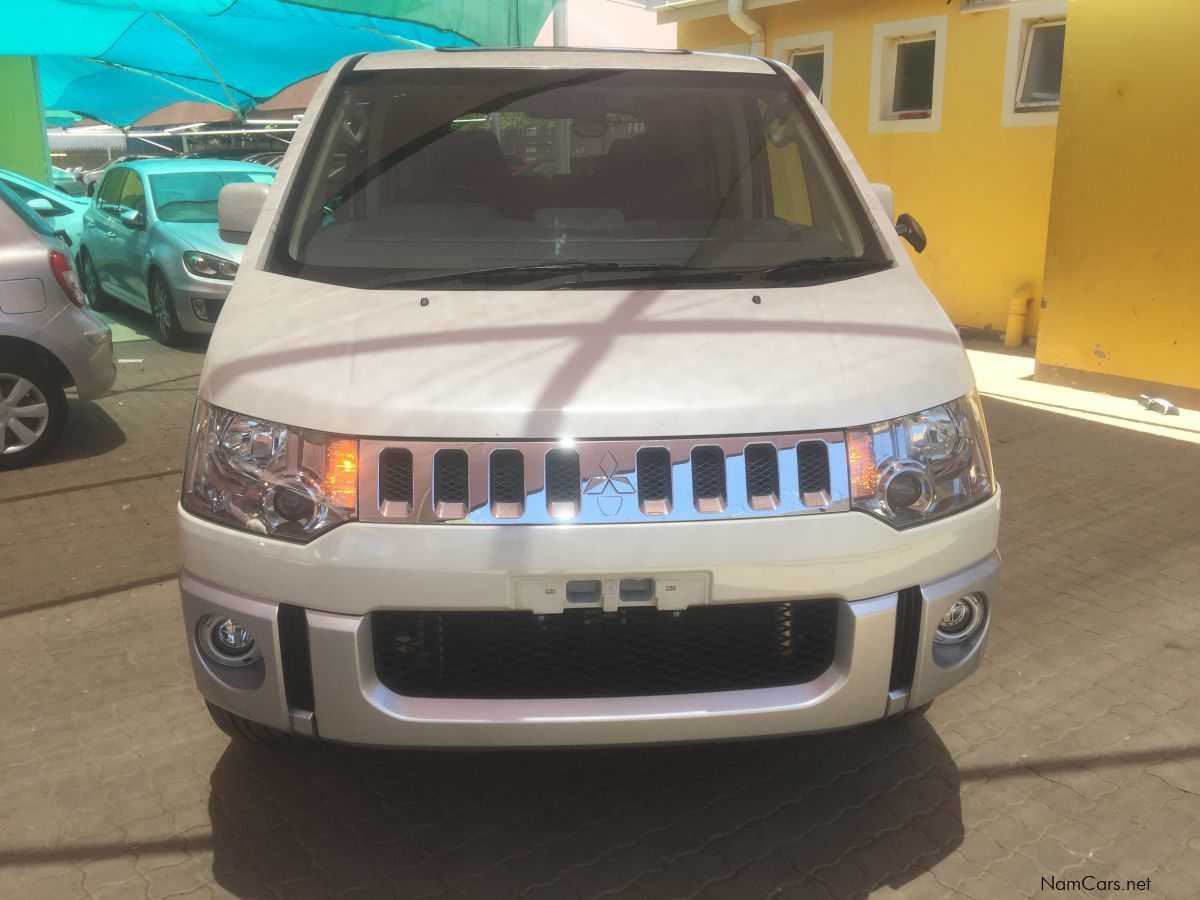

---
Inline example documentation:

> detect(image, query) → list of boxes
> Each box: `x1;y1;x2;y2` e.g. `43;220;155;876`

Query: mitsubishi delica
179;48;1000;746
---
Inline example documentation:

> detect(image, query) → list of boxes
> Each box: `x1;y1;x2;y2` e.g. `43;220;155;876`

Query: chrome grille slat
360;431;848;525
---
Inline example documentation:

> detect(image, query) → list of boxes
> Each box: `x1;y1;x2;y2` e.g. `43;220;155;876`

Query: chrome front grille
360;431;849;525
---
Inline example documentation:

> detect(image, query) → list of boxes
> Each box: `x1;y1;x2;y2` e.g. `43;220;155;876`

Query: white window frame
869;16;947;134
772;31;833;110
1001;0;1067;127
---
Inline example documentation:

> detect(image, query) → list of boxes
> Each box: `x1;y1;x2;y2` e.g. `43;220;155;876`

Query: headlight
183;251;239;280
848;391;994;527
182;402;357;541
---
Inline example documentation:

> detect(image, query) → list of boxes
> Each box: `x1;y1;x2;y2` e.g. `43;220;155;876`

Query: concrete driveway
1;332;1198;898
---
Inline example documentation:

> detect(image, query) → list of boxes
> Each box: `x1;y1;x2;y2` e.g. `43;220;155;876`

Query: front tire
148;271;185;347
79;250;116;312
205;701;290;742
0;355;68;469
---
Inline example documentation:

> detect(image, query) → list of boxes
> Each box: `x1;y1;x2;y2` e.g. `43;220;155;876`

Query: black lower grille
372;600;839;699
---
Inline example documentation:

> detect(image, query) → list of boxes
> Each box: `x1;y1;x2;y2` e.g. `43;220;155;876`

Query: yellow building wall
678;0;1059;338
1036;0;1200;393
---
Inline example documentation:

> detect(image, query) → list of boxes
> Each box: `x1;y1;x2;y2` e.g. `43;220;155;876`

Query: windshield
150;171;274;223
271;67;890;289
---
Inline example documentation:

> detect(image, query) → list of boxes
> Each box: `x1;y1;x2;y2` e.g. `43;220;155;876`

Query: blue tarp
1;0;553;126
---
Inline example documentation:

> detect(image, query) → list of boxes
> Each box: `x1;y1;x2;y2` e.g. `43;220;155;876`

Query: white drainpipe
728;0;765;56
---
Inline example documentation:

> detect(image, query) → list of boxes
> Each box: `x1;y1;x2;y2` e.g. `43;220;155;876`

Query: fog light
198;614;261;666
190;298;211;322
935;593;986;644
213;618;254;655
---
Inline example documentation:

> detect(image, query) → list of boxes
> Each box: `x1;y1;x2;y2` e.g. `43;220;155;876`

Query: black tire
79;250;117;312
205;701;291;742
148;270;185;347
0;354;68;469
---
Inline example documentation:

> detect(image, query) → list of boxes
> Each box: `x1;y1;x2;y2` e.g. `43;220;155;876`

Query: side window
96;169;128;214
1016;20;1065;111
1002;1;1067;127
886;37;936;119
118;172;146;215
870;16;947;133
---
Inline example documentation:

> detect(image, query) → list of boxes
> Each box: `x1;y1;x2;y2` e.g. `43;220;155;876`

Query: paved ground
2;323;1199;899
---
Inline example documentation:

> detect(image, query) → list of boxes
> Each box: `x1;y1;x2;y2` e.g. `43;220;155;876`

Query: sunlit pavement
2;336;1199;898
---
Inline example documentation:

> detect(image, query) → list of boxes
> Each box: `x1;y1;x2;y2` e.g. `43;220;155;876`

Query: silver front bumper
180;552;998;748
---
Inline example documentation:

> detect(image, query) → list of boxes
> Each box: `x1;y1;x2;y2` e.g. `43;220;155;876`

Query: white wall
535;0;677;48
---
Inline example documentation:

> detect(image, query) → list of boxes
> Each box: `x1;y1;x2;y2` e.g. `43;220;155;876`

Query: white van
180;48;999;746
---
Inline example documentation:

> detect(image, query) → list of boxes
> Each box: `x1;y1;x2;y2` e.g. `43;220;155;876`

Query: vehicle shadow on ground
34;399;126;466
207;716;962;898
95;305;210;353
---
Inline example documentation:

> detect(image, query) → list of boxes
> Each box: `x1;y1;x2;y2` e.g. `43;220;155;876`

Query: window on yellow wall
788;50;825;102
1016;19;1065;112
884;36;936;119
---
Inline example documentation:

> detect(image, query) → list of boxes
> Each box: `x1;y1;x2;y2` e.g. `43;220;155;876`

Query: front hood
201;266;973;439
157;222;246;262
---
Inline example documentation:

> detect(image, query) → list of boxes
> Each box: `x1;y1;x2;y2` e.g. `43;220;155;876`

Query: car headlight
181;402;357;541
183;251;239;280
848;391;994;527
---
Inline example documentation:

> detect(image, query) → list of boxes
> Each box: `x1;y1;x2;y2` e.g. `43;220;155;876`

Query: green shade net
0;0;554;127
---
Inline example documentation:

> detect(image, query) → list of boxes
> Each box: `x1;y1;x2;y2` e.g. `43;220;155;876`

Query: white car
179;49;1000;747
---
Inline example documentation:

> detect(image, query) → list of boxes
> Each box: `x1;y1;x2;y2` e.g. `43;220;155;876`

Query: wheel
148;271;185;347
205;701;291;742
79;250;116;312
0;355;68;469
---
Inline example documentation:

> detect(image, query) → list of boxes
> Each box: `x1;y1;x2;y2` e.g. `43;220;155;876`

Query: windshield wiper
367;261;690;289
756;256;893;283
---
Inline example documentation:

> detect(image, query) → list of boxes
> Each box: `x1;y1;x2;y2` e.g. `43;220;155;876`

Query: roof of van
354;47;776;75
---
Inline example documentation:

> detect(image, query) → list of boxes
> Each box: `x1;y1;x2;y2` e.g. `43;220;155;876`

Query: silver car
0;181;115;468
78;159;275;346
0;167;91;250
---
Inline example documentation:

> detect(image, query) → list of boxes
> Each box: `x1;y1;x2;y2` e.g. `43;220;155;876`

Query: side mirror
218;182;270;245
27;197;55;215
120;208;145;230
54;229;73;248
895;213;927;254
870;183;894;223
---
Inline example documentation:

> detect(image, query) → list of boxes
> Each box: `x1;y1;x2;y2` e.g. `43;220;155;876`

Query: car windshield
150;171;274;224
271;67;890;289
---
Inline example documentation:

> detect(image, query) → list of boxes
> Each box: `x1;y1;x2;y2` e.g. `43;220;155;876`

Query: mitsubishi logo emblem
584;451;634;516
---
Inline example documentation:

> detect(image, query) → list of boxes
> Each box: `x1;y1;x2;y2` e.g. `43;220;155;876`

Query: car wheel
205;701;291;742
79;250;116;312
148;271;185;347
0;355;68;469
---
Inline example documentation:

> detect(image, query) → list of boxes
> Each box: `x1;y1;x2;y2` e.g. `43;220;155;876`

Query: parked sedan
51;166;87;197
0;181;115;467
0;167;91;249
79;154;162;197
77;159;274;345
